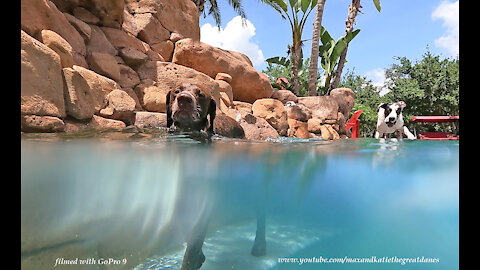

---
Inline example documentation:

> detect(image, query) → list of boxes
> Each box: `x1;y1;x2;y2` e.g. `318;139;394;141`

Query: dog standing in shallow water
375;101;416;140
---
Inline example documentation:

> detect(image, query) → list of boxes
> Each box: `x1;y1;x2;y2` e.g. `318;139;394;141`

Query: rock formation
20;0;354;141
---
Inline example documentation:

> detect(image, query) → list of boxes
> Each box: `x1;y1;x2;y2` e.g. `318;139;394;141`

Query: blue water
21;134;459;270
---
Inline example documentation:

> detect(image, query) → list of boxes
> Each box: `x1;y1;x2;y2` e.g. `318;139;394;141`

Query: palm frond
205;0;221;27
203;0;248;27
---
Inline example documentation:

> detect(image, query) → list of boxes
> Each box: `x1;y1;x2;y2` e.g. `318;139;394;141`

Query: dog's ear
207;98;216;133
397;101;406;108
166;90;173;128
377;103;388;112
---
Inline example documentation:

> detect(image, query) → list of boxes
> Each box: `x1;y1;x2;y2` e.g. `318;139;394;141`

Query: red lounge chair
410;116;459;140
345;110;363;138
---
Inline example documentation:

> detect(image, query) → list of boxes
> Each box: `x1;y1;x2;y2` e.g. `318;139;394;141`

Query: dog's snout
388;116;396;122
177;94;193;107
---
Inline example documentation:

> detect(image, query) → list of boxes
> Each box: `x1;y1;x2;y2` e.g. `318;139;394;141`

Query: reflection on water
21;133;459;270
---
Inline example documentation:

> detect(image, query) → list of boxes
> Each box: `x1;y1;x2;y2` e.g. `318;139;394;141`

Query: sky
198;0;459;88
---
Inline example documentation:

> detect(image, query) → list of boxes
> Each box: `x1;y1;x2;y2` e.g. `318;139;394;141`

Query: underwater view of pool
21;133;459;270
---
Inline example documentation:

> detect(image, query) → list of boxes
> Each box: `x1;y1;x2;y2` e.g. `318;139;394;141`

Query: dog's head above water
377;101;406;127
166;82;216;133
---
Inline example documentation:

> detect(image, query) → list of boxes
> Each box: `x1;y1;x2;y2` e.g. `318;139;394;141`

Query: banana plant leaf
266;56;291;67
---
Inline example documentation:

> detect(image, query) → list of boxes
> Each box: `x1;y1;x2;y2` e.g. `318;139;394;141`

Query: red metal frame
417;132;459;140
410;116;459;140
410;116;459;123
345;110;363;138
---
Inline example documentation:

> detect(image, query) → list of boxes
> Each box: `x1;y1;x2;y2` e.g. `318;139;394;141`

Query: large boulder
271;90;298;105
226;109;279;141
125;0;200;41
63;12;92;43
151;40;174;62
122;8;139;36
86;52;121;81
86;25;118;56
21;115;65;132
119;47;148;68
122;87;143;110
297;95;339;121
52;0;124;28
72;6;100;24
21;30;66;118
213;114;245;139
134;111;167;128
40;30;74;68
172;39;273;103
307;118;324;133
136;61;222;109
134;79;168;112
285;102;311;122
232;101;253;114
287;119;309;139
99;89;137;124
117;64;140;88
72;65;121;113
252;99;288;136
330;88;355;117
62;67;95;120
215;73;234;107
320;124;340;140
132;13;170;45
217;81;233;107
100;27;148;53
336;112;347;135
89;114;126;129
21;0;86;67
88;0;125;28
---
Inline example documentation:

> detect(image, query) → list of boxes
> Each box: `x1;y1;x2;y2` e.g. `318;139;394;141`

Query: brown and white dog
166;82;216;133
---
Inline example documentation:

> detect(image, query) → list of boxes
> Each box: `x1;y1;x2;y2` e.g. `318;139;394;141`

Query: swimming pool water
21;135;459;270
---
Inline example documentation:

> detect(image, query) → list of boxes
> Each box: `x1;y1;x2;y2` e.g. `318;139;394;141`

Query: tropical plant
307;0;327;96
259;0;318;96
329;0;381;91
192;0;247;28
263;58;318;97
318;26;360;95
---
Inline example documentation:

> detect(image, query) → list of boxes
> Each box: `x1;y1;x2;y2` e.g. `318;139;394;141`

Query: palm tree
192;0;247;28
260;0;318;96
328;0;381;92
307;0;327;96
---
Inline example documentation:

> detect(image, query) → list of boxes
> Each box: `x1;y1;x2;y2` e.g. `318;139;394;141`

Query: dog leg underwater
251;154;271;257
251;206;266;256
181;213;209;270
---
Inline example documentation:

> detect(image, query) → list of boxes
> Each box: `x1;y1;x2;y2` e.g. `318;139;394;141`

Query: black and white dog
375;101;416;140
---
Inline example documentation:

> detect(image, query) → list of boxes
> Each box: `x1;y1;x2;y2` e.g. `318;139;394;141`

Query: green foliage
340;51;459;137
318;26;360;94
263;58;319;97
265;56;291;68
265;26;360;96
383;51;459;133
260;0;318;94
373;0;381;12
